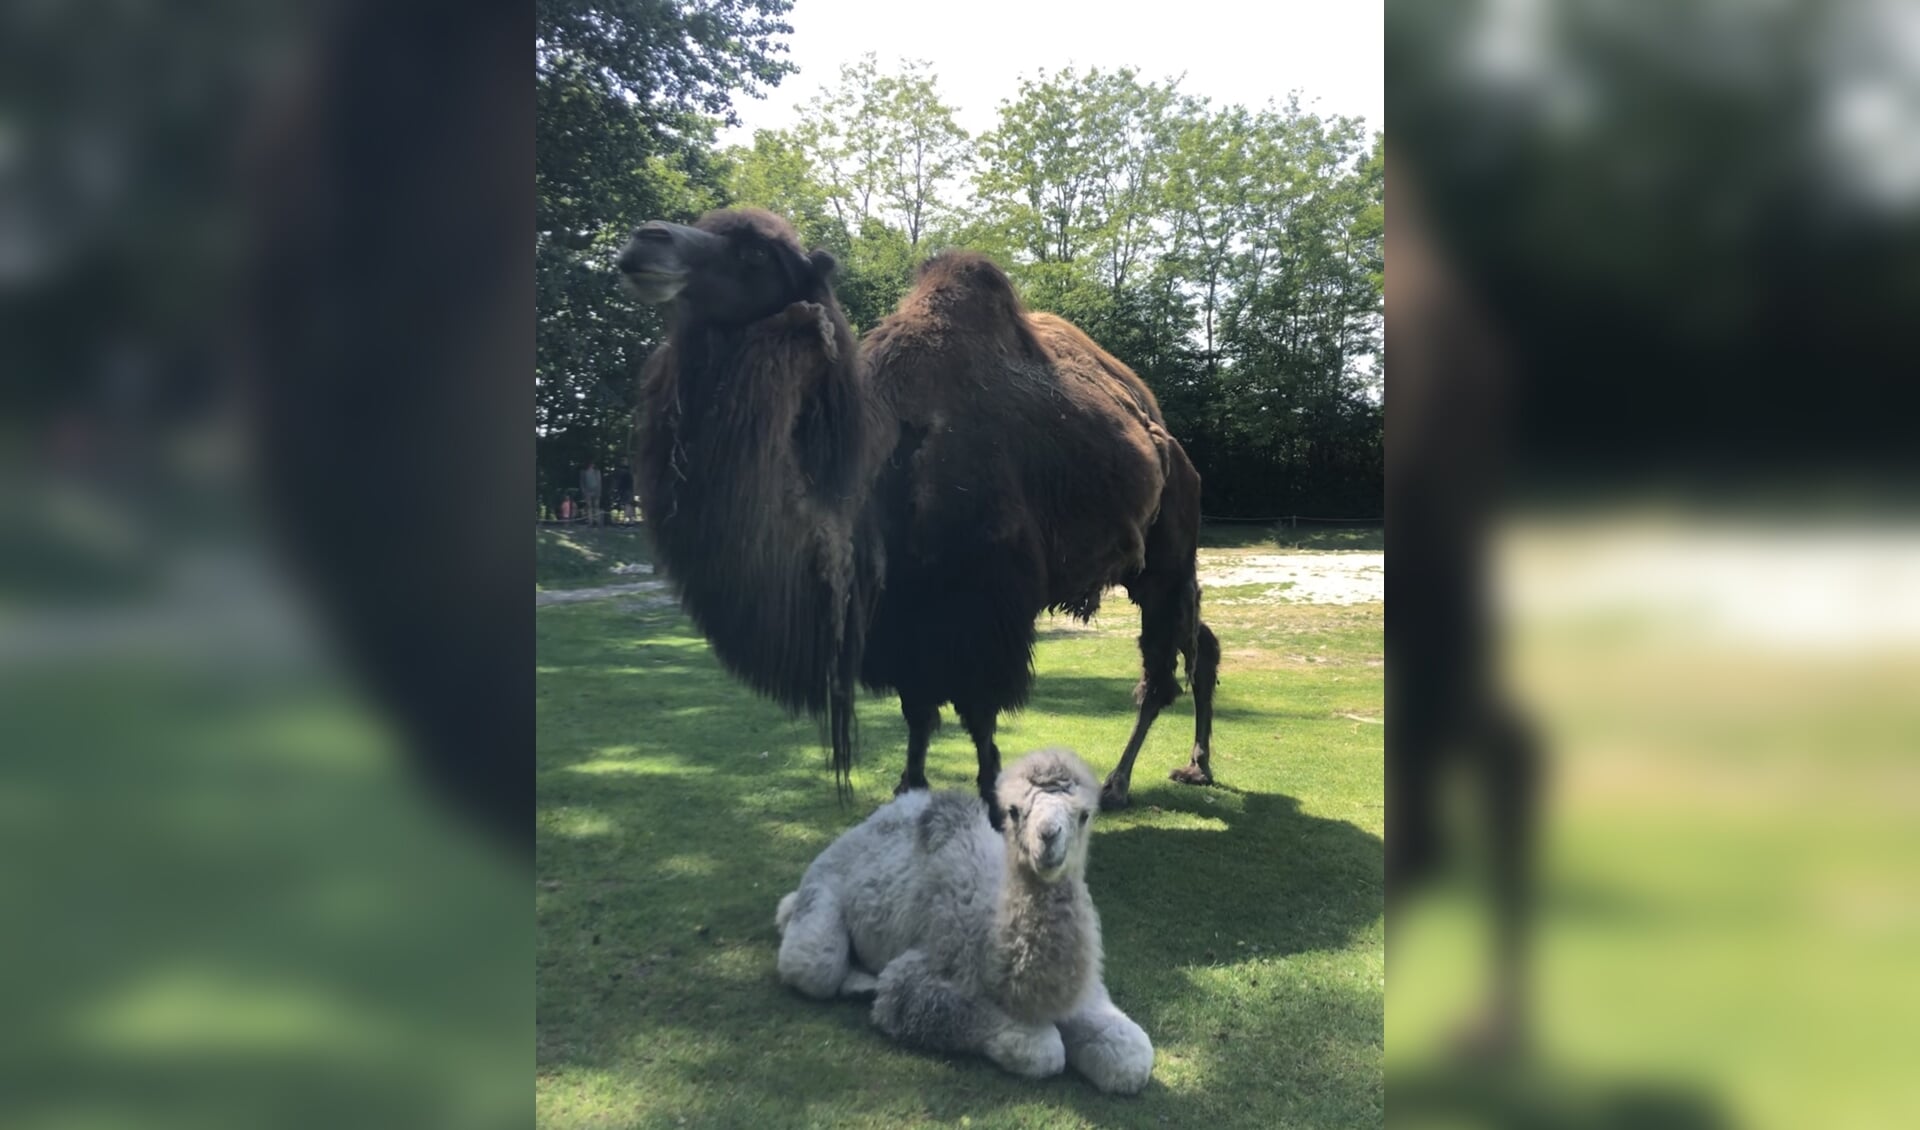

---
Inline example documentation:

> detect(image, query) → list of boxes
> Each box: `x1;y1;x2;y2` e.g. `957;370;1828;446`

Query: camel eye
740;245;768;265
1078;811;1090;825
1005;805;1021;822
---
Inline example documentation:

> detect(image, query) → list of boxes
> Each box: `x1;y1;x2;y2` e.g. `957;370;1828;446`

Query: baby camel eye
1005;805;1021;822
1078;811;1090;825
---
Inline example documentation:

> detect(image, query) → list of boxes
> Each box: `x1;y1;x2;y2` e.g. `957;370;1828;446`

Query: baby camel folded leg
871;949;1065;1079
775;887;868;1000
1057;982;1155;1094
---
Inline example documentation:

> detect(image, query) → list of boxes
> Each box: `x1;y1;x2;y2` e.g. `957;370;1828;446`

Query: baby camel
776;748;1153;1093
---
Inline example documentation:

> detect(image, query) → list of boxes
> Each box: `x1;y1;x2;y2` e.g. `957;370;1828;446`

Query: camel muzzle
617;221;725;302
1034;827;1069;874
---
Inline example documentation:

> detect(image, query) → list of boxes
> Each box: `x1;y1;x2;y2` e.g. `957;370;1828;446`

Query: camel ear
808;248;838;279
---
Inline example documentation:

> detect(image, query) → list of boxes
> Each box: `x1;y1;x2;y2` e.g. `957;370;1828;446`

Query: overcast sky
715;0;1383;147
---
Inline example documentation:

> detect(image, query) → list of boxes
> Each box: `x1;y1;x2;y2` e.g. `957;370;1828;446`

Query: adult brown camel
619;208;1221;827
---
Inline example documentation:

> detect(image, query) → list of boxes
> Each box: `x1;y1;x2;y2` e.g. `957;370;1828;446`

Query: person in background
580;459;601;527
613;463;635;524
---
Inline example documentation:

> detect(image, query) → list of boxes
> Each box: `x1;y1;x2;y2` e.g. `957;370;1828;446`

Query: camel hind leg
776;886;859;1000
1100;578;1189;810
1170;616;1220;786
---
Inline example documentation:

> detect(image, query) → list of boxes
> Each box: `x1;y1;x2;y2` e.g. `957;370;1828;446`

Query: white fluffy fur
776;747;1154;1093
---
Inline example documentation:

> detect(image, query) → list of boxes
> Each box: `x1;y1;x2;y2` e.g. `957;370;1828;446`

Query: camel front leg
894;697;938;795
955;703;1006;830
1170;619;1221;787
1104;591;1186;810
1058;982;1154;1094
871;949;1064;1079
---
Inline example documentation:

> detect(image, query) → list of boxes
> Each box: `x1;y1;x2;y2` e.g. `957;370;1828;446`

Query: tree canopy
536;29;1383;520
534;0;792;502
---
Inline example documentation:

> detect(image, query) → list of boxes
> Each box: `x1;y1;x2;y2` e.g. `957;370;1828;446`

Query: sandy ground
1199;552;1384;605
538;551;1384;608
1498;520;1920;651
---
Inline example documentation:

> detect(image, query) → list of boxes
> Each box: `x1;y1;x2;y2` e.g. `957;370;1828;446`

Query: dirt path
1198;551;1384;604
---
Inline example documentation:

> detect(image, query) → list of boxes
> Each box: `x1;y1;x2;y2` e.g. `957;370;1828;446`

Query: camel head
617;207;839;325
996;748;1102;884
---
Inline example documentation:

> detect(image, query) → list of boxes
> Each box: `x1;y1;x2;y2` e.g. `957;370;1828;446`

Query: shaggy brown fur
622;214;1219;821
629;209;888;792
859;250;1220;818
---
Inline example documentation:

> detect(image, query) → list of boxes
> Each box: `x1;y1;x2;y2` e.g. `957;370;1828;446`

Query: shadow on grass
1022;673;1315;727
537;742;1382;1126
1092;787;1382;965
1387;1062;1734;1130
538;779;1381;1126
538;595;1382;1126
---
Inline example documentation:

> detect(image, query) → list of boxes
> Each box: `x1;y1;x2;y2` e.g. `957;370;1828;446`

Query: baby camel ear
808;248;838;279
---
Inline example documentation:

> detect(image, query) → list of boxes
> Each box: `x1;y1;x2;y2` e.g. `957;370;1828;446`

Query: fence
1200;514;1381;526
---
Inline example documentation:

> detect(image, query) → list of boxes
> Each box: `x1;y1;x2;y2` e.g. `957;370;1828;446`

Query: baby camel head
996;748;1102;884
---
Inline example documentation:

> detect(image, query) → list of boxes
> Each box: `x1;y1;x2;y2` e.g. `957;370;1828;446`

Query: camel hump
1025;311;1167;425
907;250;1028;327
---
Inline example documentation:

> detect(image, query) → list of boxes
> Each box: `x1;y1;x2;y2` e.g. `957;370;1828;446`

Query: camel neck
1001;857;1084;908
990;855;1097;1022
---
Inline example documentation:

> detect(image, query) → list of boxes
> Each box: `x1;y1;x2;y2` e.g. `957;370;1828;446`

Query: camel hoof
1099;781;1131;812
1169;763;1214;787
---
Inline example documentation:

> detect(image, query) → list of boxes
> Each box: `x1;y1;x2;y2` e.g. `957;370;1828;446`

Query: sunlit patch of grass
538;585;1383;1128
540;808;616;839
1390;547;1920;1130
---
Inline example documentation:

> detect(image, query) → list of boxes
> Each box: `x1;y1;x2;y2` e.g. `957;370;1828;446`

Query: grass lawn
1388;516;1920;1130
536;531;1384;1129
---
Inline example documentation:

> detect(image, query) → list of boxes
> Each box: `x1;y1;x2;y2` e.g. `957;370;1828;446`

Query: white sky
715;0;1383;147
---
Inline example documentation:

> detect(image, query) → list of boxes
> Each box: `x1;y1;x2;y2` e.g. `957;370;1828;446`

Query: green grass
2;650;526;1128
536;587;1384;1128
1387;518;1920;1130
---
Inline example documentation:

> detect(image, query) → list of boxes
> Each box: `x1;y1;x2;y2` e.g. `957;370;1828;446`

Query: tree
876;60;969;250
533;0;794;503
734;55;967;331
564;48;1386;519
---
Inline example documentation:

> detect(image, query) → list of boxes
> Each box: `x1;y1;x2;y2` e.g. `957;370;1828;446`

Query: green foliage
973;73;1383;517
538;31;1383;518
723;54;968;332
534;0;795;497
